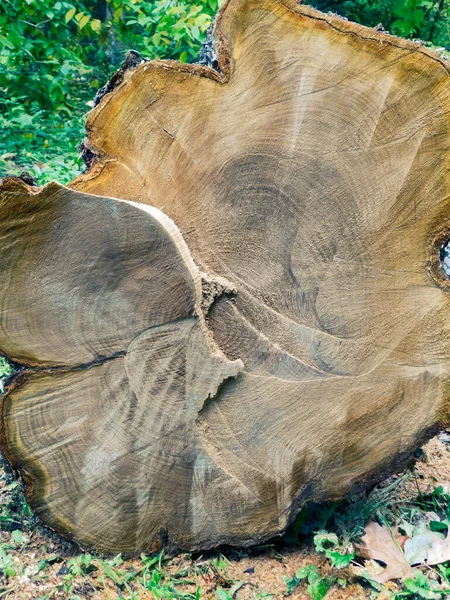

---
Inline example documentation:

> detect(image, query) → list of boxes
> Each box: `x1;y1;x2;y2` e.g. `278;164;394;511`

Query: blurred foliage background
0;0;449;184
0;0;220;182
307;0;449;42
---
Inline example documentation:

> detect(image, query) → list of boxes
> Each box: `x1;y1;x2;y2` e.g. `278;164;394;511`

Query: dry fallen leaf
404;526;444;566
427;531;450;566
356;522;414;583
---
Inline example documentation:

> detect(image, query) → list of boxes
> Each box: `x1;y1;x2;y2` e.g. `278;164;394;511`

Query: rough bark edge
198;24;221;72
283;422;444;536
0;172;38;187
71;0;450;186
79;50;150;168
0;176;42;195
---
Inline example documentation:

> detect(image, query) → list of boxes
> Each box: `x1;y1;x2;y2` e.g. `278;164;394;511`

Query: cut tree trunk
1;0;450;554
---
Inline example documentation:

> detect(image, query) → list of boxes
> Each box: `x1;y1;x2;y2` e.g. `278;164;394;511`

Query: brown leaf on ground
356;522;414;583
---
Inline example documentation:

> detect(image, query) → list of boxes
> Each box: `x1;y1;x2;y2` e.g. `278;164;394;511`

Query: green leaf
108;554;124;567
100;561;124;585
78;15;90;30
404;578;440;599
284;575;300;594
313;531;339;553
138;15;153;26
326;551;354;569
65;8;76;22
11;530;23;546
0;546;15;578
0;34;14;49
307;576;335;600
90;19;101;32
168;6;185;15
140;552;162;568
191;25;200;40
391;18;415;36
408;8;425;28
216;589;233;600
295;565;319;581
228;580;245;596
393;0;408;17
430;520;449;533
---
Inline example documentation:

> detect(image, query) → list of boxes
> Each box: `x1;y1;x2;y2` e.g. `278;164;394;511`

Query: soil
0;433;449;600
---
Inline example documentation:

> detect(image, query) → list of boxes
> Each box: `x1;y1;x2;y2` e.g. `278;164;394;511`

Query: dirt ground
1;434;449;599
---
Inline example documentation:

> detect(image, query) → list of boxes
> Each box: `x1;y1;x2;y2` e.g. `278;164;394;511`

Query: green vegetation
0;0;221;183
285;564;336;599
304;0;450;47
0;358;12;393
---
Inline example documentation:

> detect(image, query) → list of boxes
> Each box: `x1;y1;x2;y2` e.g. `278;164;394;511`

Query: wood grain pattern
0;179;199;366
0;180;242;552
2;0;450;553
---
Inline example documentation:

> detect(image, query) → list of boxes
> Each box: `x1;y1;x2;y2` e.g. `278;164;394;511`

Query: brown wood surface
0;180;242;552
1;0;450;553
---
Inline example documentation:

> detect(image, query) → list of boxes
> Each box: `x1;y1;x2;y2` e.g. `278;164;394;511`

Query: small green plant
313;531;355;568
286;471;411;545
216;589;233;600
0;478;35;531
0;356;12;392
285;564;335;599
10;529;24;547
395;485;450;535
0;544;15;578
391;570;450;599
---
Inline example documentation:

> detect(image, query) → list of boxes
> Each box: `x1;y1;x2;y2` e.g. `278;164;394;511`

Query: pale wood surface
2;0;450;553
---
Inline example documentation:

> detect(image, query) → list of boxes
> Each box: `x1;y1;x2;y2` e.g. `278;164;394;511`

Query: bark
1;0;450;554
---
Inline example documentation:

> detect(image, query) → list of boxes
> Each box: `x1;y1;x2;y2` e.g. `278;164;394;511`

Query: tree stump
1;0;450;554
